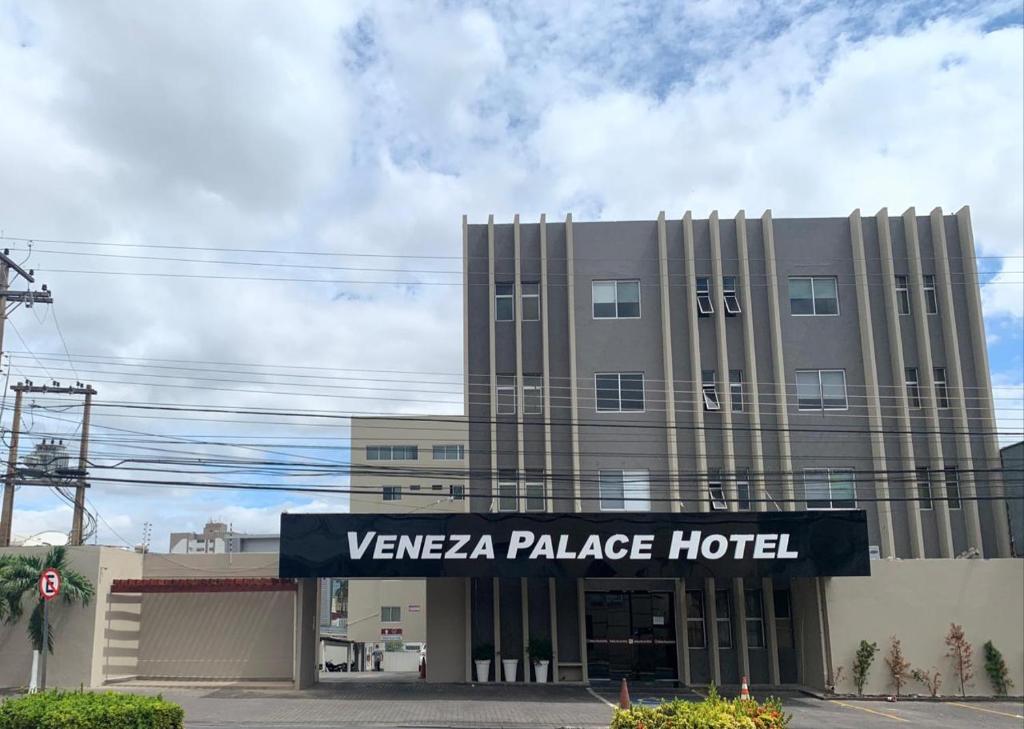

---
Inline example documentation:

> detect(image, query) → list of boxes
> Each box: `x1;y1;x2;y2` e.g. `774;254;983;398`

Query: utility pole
0;249;52;362
0;382;95;547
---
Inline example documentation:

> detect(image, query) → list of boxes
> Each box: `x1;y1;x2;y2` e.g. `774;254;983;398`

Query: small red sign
39;568;61;602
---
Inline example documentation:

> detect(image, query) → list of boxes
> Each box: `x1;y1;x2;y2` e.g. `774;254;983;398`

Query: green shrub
0;690;184;729
983;640;1014;696
610;687;790;729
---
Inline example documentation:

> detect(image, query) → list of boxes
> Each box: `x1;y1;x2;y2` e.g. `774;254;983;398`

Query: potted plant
473;643;493;683
528;637;553;683
502;653;520;683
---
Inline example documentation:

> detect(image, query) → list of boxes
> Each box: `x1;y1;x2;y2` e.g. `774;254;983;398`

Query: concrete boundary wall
826;559;1024;697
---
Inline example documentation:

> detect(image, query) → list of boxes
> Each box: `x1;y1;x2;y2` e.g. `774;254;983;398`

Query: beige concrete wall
347;579;426;645
94;547;144;684
137;591;294;680
826;559;1024;696
426;578;467;682
142;551;278;578
0;546;143;689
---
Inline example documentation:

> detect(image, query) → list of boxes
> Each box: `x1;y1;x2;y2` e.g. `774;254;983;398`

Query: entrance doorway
585;591;677;682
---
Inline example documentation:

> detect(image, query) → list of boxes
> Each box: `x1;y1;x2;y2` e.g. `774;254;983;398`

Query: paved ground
104;681;1024;729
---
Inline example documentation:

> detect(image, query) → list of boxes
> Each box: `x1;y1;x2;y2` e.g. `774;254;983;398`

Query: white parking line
949;702;1024;720
586;687;617;709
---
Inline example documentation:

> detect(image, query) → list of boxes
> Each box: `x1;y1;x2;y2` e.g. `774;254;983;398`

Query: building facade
447;207;1018;688
347;416;467;651
169;520;279;555
1002;440;1024;557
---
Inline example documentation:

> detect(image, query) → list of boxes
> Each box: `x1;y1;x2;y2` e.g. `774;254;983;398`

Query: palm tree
0;546;94;653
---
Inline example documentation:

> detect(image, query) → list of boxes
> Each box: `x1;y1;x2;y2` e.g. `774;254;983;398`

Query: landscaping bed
0;690;184;729
611;688;790;729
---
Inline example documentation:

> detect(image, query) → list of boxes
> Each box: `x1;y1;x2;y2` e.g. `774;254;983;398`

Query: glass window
522;282;540;321
595;373;645;412
715;589;732;649
795;371;822;410
383;486;402;501
820;370;848;409
592;280;640;319
916;466;932;510
523;375;543;415
723;276;741;315
495;282;514;321
737;472;751;511
805;468;856;509
696;276;714;315
789;276;838;315
433;445;465;460
432;484;443;491
729;369;743;413
709;481;727;511
895;275;911;316
525;482;545;511
774;589;794;649
381;606;401;622
366;445;388;461
905;367;921;409
934;367;949;409
599;470;650;511
944;466;962;510
745;589;765;649
923;274;938;315
497;481;518;512
686;590;706;649
496;375;516;415
796;370;847;411
702;369;720;411
410;484;421;491
450;484;465;500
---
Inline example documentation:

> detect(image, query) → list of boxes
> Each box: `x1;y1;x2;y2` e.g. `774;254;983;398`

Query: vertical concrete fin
487;217;498;514
955;206;1012;556
848;209;896;558
565;213;582;513
709;211;737;508
683;211;708;511
514;215;526;511
903;210;955;558
930;208;984;555
657;211;682;510
540;214;555;513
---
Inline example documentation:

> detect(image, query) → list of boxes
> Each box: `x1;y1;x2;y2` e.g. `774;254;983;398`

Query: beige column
705;579;721;685
566;214;583;512
464;579;472;681
657;212;682;510
493;576;502;677
548;577;559;683
956;206;1012;557
521;577;530;682
675;578;690;684
930;208;984;554
904;209;954;558
488;215;498;513
540;215;556;512
760;577;780;685
577;578;588;682
710;211;738;506
683;212;708;511
875;208;925;557
514;215;526;511
848;210;896;558
761;211;795;510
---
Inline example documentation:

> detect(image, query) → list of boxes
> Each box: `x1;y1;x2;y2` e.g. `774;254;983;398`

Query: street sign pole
39;599;48;691
37;567;61;692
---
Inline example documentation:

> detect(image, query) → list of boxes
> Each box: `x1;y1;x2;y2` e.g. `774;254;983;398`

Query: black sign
279;511;870;580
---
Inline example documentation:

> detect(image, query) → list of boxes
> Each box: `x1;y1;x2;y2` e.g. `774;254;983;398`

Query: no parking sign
39;568;61;601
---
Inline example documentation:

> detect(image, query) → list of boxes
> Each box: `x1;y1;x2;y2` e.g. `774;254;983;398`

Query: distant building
1002;441;1024;557
168;520;278;554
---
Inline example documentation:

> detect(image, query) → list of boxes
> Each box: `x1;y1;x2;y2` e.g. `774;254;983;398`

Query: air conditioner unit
868;545;881;560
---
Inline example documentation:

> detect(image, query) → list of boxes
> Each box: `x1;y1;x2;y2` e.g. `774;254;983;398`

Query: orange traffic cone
619;678;631;709
739;676;751;700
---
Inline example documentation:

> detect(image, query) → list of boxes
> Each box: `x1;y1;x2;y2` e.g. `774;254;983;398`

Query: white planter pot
534;660;549;683
474;659;491;683
502;658;519;682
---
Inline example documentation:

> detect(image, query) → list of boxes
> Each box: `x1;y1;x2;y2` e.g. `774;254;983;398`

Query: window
367;445;418;461
686;590;706;649
895;275;911;315
788;276;838;316
723;276;741;315
702;370;721;411
745;589;765;648
432;444;465;460
795;370;848;410
916;466;932;510
525;481;545;511
905;367;921;409
804;468;856;509
496;375;516;415
381;606;401;623
497;479;518;512
495;283;514;321
410;484;421;491
709;473;727;510
729;369;743;413
595;373;645;412
923;274;938;315
774;589;794;649
592;280;640;319
450;484;465;500
934;367;949;409
522;282;540;321
944;466;962;510
599;470;651;511
715;589;732;649
696;276;714;315
523;375;544;415
382;486;402;501
737;470;751;511
432;484;443;491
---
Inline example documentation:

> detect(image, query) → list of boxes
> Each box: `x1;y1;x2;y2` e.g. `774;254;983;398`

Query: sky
0;0;1021;550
